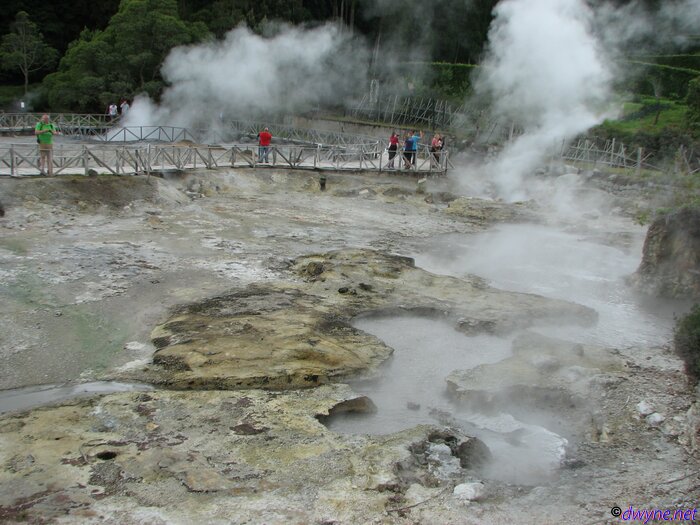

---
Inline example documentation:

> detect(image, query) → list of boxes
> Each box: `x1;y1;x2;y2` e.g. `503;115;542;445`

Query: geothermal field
1;0;700;523
0;158;697;523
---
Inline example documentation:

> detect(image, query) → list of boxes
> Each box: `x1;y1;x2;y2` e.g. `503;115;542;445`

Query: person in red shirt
257;127;272;163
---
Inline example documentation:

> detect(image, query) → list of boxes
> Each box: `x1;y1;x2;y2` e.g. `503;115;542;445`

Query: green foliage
1;0;120;57
674;303;700;384
593;96;696;163
389;62;476;103
0;83;29;110
42;0;209;112
187;0;312;38
428;62;476;101
0;11;58;95
687;77;700;137
623;60;700;100
631;53;700;73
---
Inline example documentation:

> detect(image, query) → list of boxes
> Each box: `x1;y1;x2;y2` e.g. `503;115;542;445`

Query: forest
0;0;698;143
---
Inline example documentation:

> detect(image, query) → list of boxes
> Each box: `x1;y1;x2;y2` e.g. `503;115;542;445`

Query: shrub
674;303;700;383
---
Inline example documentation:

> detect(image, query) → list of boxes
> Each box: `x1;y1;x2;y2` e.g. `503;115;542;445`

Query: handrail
0;113;382;149
0;142;449;177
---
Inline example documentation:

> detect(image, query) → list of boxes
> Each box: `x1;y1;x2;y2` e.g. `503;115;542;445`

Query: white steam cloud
125;24;369;130
465;0;700;201
593;0;700;52
471;0;614;201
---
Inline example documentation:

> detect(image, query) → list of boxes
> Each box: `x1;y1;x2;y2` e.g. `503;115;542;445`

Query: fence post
83;146;89;176
610;138;615;166
636;147;642;177
10;146;15;177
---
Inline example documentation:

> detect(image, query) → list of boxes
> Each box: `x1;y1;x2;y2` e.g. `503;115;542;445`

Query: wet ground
0;164;697;524
0;169;468;391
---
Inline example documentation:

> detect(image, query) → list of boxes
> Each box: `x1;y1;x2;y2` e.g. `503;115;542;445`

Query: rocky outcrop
630;207;700;298
0;385;488;524
144;249;597;390
446;196;539;225
446;331;627;436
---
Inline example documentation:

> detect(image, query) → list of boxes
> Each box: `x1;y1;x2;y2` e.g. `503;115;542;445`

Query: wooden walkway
0;142;449;177
0;113;449;177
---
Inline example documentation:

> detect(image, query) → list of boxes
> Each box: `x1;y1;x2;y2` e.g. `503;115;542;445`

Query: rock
301;261;325;278
684;400;700;452
426;442;462;480
446;197;539;225
404;483;442;507
145;250;597;390
0;387;465;524
406;401;421;410
180;468;232;492
447;332;623;425
454;436;492;470
636;400;655;417
661;416;685;437
646;412;666;427
453;481;486;502
629;207;700;299
319;396;377;424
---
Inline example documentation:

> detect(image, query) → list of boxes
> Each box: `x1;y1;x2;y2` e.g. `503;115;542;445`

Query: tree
0;11;58;95
42;0;208;112
1;1;120;55
188;0;312;39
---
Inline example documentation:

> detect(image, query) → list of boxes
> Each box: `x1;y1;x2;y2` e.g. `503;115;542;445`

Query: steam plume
471;0;614;200
126;23;369;130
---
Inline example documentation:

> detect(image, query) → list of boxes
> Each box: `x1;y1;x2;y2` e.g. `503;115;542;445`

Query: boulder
630;207;700;299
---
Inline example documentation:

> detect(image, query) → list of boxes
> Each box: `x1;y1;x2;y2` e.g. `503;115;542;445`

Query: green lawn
605;96;688;134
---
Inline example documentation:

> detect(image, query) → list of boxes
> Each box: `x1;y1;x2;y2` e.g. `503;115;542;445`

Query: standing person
35;114;58;176
257;127;272;163
108;103;118;119
120;99;130;117
431;133;442;164
407;130;423;169
402;132;413;169
387;131;399;168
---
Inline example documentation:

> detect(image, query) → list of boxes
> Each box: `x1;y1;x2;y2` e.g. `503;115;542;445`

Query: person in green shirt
35;114;58;176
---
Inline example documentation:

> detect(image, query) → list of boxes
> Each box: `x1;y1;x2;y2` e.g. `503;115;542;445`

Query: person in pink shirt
387;131;399;168
430;133;443;163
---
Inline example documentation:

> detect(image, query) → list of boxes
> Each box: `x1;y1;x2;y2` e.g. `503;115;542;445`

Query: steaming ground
0;159;697;523
328;170;690;485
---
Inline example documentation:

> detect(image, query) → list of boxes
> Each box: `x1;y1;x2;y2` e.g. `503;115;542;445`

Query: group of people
387;130;445;169
256;126;445;169
107;99;130;120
